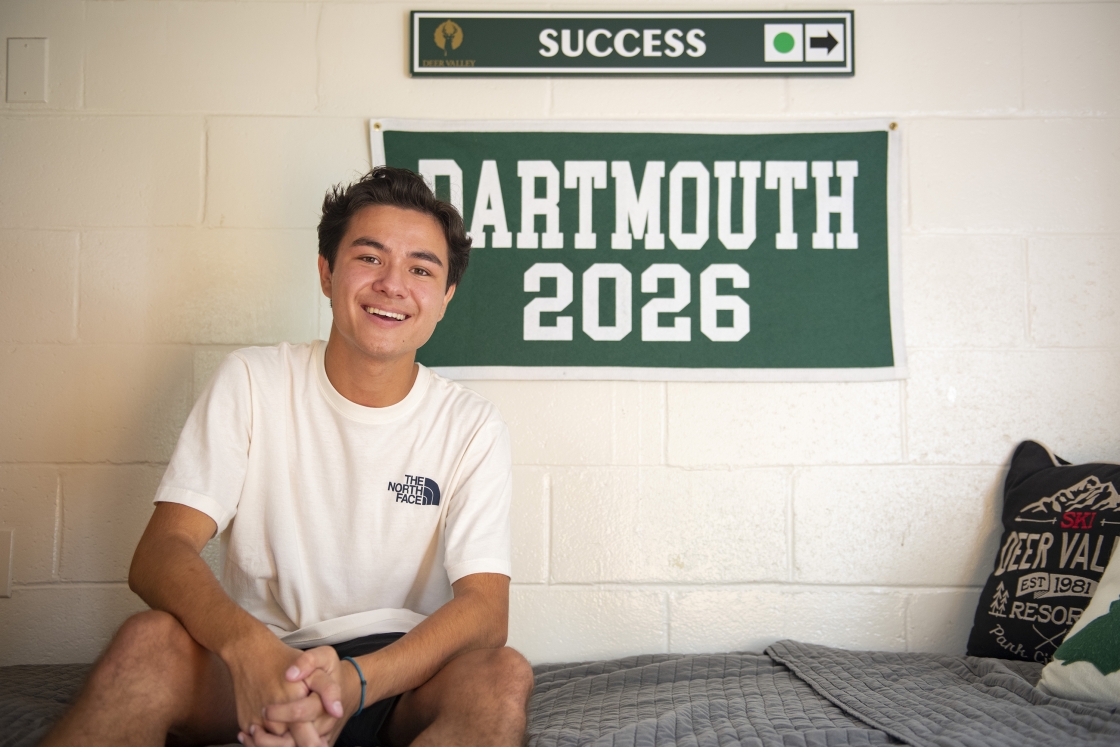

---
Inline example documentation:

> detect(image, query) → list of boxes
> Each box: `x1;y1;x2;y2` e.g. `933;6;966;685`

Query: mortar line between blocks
71;233;81;342
51;474;62;580
1022;236;1034;346
899;379;909;463
199;118;210;226
788;468;797;582
545;472;553;586
313;3;324;113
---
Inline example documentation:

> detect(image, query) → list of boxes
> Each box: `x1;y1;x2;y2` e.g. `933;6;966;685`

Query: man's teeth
364;306;406;321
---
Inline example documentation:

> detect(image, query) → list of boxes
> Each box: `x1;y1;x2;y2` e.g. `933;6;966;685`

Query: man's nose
371;262;407;296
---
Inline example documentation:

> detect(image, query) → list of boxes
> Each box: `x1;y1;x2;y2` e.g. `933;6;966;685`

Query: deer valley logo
423;20;476;68
388;475;441;506
435;20;463;56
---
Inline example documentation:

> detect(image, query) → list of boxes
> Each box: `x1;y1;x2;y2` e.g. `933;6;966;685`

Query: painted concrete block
609;382;666;466
80;229;321;345
84;1;317;113
511;467;549;584
318;4;550;118
552;76;785;119
789;5;1020;115
0;0;84;110
902;234;1027;349
1029;236;1120;349
462;381;614;466
509;586;666;664
0;585;148;665
794;467;1002;586
0;345;193;463
551;467;789;583
910;118;1120;234
206;118;369;229
906;589;983;656
906;349;1120;465
668;381;903;467
671;587;908;654
60;465;163;583
0;467;58;584
1023;4;1120;116
0;230;77;343
0;116;202;228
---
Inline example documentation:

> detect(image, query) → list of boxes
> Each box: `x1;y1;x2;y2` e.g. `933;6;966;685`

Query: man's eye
413;267;430;276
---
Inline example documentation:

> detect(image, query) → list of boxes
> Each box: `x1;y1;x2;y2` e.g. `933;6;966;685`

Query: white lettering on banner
562;29;583;57
422;157;861;253
539;29;559;57
469;160;512;247
700;264;750;341
564;161;607;249
523;263;573;340
714;161;761;250
418;159;464;217
764;161;807;249
523;263;749;342
611;161;665;249
995;531;1055;575
686;29;707;57
516;161;563;249
811;161;859;249
641;264;691;341
614;29;640;58
583;264;633;340
664;30;685;57
587;29;612;57
669;161;710;250
536;28;706;59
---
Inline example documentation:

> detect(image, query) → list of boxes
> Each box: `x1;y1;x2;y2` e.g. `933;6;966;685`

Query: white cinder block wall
1;0;1118;666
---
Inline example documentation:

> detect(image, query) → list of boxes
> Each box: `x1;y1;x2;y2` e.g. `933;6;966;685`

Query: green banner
410;12;854;76
371;119;903;381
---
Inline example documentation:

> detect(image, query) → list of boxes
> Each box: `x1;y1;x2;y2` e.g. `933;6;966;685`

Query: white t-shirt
154;340;513;647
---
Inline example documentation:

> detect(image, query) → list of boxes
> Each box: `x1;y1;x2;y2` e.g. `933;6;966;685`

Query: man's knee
479;647;534;709
96;610;197;681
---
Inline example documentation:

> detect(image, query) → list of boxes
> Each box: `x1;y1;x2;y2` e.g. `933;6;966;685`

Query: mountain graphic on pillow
1055;598;1120;676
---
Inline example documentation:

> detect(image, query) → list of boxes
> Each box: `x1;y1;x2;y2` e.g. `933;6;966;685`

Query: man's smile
363;305;409;321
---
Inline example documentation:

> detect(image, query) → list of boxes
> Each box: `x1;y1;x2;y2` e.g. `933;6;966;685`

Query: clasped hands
233;643;360;747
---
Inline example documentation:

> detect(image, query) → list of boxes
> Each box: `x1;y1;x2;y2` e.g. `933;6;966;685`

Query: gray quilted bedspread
4;642;1120;747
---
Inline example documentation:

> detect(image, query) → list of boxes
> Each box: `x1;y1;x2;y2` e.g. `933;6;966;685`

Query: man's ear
318;255;333;299
438;283;457;321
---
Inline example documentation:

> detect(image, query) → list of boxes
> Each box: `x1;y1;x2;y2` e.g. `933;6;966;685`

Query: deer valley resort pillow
966;440;1120;664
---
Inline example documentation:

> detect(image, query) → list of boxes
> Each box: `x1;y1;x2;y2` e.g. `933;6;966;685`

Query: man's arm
130;503;337;740
267;572;509;734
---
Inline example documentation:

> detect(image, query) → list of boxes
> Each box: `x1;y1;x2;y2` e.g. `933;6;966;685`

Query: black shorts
316;632;406;747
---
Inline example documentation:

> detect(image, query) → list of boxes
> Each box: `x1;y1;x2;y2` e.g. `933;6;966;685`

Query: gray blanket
527;642;1120;747
4;643;1120;747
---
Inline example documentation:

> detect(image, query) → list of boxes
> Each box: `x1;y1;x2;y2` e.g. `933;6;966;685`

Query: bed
4;639;1119;747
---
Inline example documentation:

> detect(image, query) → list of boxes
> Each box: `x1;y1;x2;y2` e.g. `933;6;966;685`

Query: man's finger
264;693;323;724
305;668;345;719
285;646;338;682
246;725;296;747
291;719;327;747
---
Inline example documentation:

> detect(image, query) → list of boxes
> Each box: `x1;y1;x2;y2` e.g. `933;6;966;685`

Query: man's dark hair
318;166;471;288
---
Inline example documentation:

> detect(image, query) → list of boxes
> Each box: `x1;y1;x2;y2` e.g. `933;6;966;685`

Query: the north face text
388;475;441;506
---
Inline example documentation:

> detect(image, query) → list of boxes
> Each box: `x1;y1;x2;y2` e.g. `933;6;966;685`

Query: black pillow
967;440;1120;663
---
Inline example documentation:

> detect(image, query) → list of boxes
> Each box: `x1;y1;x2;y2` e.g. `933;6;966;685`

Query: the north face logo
388;475;441;506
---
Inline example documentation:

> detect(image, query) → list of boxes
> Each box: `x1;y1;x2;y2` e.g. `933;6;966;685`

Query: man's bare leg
381;646;534;747
40;609;240;747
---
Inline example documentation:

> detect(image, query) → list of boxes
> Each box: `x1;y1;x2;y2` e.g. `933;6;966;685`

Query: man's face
319;204;455;367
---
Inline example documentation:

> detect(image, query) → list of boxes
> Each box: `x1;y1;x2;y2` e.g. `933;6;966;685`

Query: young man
42;167;534;747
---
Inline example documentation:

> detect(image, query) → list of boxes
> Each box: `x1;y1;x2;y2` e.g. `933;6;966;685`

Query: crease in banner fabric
370;118;905;382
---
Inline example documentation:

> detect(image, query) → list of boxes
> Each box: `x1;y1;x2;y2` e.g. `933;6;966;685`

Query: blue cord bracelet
342;656;366;717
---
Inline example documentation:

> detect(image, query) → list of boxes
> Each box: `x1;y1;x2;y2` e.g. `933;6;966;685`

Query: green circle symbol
773;32;795;54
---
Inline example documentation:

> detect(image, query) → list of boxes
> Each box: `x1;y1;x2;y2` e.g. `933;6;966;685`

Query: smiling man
42;167;533;747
